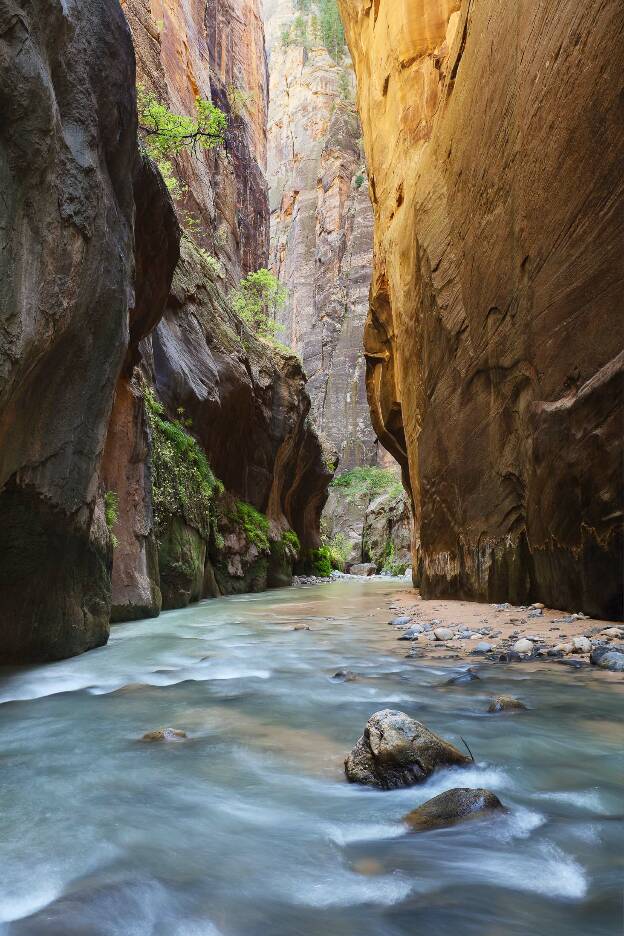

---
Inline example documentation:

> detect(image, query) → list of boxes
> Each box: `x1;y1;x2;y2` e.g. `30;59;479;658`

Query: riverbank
385;590;624;675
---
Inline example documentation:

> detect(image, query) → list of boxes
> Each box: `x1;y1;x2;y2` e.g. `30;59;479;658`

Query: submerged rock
403;788;506;831
487;696;527;713
445;669;480;686
332;670;357;682
344;709;471;789
141;728;187;742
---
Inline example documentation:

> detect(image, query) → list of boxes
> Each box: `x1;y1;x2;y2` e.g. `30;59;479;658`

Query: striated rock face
340;0;624;618
264;0;377;469
0;0;140;660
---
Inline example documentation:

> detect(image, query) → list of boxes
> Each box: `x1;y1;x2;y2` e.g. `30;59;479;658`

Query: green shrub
331;466;403;501
281;530;301;553
233;501;270;553
311;546;333;577
104;491;119;549
322;532;350;571
381;542;408;576
354;172;365;189
144;387;223;540
231;268;288;344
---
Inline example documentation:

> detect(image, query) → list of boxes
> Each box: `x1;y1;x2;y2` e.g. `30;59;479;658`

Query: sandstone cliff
340;0;624;618
264;0;378;470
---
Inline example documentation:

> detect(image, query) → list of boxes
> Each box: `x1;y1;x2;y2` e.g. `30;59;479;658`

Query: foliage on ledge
330;466;403;501
144;387;223;541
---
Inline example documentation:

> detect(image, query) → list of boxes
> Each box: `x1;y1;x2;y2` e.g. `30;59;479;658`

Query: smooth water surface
0;581;622;935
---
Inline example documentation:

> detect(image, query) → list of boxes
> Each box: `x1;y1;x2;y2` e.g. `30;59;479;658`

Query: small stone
487;696;527;713
473;642;493;653
572;635;592;653
529;602;545;610
433;627;454;641
494;603;511;612
513;638;534;655
602;627;623;639
527;608;543;618
390;615;412;627
141;728;187;742
293;624;310;631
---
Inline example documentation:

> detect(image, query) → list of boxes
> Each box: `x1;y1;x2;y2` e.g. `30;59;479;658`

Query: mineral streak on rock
339;0;624;619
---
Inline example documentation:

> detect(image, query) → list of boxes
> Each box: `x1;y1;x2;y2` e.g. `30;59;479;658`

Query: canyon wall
116;0;332;617
263;0;378;470
0;0;331;662
340;0;624;618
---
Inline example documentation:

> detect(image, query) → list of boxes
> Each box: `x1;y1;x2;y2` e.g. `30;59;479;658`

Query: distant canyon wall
264;0;378;470
339;0;624;618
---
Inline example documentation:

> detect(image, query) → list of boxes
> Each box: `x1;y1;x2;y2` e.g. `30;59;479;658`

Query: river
0;581;622;935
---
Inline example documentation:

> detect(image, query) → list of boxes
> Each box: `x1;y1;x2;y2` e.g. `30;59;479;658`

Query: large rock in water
339;0;624;619
404;788;506;832
345;709;471;789
0;0;139;661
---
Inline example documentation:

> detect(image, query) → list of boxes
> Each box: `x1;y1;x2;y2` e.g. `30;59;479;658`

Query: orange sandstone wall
339;0;624;618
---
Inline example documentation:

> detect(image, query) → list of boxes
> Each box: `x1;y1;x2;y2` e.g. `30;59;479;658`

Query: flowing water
0;581;622;935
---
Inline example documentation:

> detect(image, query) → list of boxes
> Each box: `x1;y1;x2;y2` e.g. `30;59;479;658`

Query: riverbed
0;581;622;935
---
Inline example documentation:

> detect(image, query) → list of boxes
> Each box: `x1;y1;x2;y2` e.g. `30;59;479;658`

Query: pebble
390;616;412;627
527;608;543;618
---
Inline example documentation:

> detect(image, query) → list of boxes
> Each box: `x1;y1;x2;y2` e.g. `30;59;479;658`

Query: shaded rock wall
264;0;378;470
339;0;624;619
0;0;140;661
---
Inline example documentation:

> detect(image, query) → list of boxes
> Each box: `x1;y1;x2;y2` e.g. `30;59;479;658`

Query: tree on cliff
137;85;227;197
231;269;287;343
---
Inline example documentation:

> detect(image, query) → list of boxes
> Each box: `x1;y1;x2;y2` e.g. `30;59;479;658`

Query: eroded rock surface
344;709;470;789
0;0;139;660
339;0;624;619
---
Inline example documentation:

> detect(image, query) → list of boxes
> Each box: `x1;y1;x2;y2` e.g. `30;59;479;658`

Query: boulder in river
487;696;527;713
403;788;506;831
141;728;187;742
344;709;471;789
350;563;378;576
